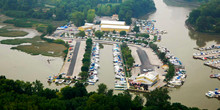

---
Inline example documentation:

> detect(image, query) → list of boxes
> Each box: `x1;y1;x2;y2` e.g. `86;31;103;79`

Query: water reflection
163;0;200;8
188;29;220;47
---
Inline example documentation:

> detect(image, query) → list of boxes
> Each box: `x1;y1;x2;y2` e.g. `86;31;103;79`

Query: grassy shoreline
0;14;69;58
1;35;67;57
0;28;28;37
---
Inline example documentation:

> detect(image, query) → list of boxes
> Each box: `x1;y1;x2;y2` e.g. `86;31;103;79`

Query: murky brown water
146;0;220;109
0;27;64;89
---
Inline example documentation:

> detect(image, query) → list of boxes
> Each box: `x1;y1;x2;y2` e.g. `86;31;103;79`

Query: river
146;0;220;109
0;27;64;89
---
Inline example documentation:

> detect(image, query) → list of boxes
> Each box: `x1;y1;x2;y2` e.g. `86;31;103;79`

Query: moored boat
210;74;220;78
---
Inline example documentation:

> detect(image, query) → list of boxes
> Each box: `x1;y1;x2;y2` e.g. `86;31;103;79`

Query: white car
143;69;148;72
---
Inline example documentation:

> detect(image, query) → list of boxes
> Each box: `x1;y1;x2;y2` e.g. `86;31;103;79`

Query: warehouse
78;23;94;31
101;20;125;26
101;25;130;32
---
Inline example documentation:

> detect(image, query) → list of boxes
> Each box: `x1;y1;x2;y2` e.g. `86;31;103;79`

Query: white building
133;72;159;86
101;20;125;26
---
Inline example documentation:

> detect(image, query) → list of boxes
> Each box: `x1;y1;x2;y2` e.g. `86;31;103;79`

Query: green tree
166;64;175;81
95;30;104;40
32;80;43;93
87;9;95;23
69;11;85;27
120;31;126;36
38;88;58;99
133;26;140;33
78;31;85;38
140;33;149;38
144;88;171;109
113;30;116;34
47;24;55;35
80;71;89;80
97;83;107;94
131;96;143;110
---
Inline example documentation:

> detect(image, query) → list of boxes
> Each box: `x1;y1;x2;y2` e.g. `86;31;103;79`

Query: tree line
187;0;220;33
80;38;93;81
121;43;135;77
0;75;201;110
0;0;156;26
149;43;175;81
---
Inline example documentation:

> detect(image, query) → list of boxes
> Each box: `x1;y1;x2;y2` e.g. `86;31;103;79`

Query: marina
0;0;220;109
112;44;127;90
88;43;100;84
158;46;186;87
149;0;220;109
204;60;220;70
193;50;220;60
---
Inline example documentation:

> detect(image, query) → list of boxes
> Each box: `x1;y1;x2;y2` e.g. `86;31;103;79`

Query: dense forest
0;76;201;110
187;0;220;33
0;0;155;26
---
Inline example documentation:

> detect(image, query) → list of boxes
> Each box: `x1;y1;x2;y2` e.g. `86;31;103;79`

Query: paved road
67;41;81;76
136;47;154;74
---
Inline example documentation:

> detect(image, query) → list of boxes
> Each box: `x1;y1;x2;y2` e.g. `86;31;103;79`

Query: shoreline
185;20;220;35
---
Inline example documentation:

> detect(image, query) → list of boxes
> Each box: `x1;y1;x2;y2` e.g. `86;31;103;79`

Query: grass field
0;28;28;37
1;36;67;57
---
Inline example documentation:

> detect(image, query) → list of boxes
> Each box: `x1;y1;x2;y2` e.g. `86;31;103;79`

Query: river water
146;0;220;109
0;27;64;89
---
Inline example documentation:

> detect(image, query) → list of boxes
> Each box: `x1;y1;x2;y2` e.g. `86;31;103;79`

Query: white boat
88;75;99;83
65;80;72;85
206;91;216;98
168;80;182;86
115;74;123;79
58;79;65;84
167;84;175;88
115;84;127;88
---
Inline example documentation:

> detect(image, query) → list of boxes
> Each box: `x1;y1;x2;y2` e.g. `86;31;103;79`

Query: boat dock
193;50;220;60
194;45;220;51
113;44;128;90
193;45;220;60
204;60;220;70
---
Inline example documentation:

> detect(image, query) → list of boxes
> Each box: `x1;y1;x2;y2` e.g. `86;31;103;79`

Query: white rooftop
80;25;92;28
101;20;125;25
101;25;130;30
137;72;158;81
85;23;94;26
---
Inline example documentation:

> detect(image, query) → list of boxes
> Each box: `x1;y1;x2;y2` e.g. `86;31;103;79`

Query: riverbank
0;28;28;37
163;0;201;7
0;35;67;57
147;0;220;109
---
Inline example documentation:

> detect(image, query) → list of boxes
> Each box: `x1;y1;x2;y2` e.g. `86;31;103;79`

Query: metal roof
101;20;125;25
101;25;130;29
